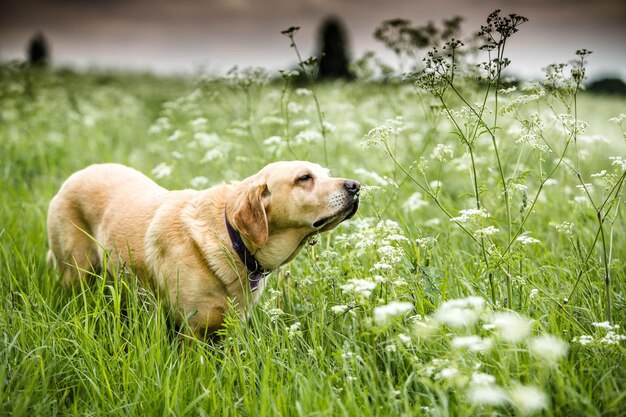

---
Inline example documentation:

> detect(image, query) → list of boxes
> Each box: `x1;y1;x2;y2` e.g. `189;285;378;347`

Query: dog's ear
232;183;269;248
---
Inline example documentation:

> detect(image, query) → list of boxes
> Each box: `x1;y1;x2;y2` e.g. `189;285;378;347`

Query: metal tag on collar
249;271;266;292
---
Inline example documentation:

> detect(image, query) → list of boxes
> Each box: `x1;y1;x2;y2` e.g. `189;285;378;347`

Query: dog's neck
224;212;267;291
249;228;310;270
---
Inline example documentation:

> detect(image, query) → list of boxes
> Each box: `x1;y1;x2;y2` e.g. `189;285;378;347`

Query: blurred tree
27;32;50;67
317;17;354;80
586;77;626;95
374;16;463;72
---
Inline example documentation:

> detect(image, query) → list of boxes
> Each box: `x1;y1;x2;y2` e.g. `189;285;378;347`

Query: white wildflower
413;316;438;336
266;308;284;322
371;262;393;272
424;218;441;227
287;102;302;114
385;344;397;353
475;226;499;237
509;385;548;415
340;278;377;298
373;301;414;325
263;135;283;146
148;116;172;135
190;117;207;129
294;129;322;144
415;236;437;248
600;331;626;345
287;322;302;337
510;183;528;192
467;384;508;406
331;305;350;315
572;335;594;345
354;168;389;186
341;351;362;361
322;120;337;132
227;127;248;138
434;296;485;328
609;156;626;172
167;130;181;142
591;321;619;330
201;149;224;163
591;170;607;178
362;125;392;148
579;134;609;145
528;335;569;364
358;185;381;200
516;233;540;245
608;113;626;124
575;183;593;192
260;116;285;126
431;144;454;162
190;176;210;189
529;289;540;299
451;335;492;352
152;163;172;179
194;132;221;148
292;119;310;128
499;85;517;94
295;88;313;96
471;372;496;386
385;116;406;134
553;221;575;237
489;312;532;343
434;367;459;380
397;333;412;345
403;192;428;212
450;208;490;223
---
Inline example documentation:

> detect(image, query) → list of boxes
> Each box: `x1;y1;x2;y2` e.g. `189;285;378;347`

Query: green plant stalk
444;83;512;244
279;76;299;159
566;171;625;301
493;39;514;308
438;66;505;304
597;211;611;322
381;138;517;279
438;98;482;209
286;34;329;166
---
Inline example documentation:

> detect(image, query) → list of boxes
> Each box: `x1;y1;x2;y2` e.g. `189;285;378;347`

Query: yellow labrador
47;161;360;336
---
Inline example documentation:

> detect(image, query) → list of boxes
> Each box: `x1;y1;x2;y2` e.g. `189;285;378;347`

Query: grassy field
1;57;625;417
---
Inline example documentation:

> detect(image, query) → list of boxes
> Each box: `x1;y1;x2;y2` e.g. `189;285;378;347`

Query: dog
47;161;360;337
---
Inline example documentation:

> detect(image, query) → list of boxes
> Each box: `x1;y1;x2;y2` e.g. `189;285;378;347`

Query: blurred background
1;0;625;83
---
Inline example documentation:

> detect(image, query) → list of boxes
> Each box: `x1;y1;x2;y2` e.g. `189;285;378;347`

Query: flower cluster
572;322;626;347
377;296;567;414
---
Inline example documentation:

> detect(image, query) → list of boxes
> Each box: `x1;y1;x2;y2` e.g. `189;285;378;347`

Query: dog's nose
343;180;360;194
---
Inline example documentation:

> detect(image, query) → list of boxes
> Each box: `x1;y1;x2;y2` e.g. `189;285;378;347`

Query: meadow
1;14;626;416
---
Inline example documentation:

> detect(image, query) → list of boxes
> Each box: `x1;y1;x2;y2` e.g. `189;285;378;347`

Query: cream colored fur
47;161;359;337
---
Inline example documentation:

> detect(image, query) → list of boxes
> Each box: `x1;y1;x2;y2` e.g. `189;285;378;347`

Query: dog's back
47;163;167;284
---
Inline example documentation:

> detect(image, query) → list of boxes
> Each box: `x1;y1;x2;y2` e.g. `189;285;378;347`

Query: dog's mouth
313;196;359;230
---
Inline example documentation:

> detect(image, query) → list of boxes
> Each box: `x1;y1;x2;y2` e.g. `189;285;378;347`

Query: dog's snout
343;180;360;194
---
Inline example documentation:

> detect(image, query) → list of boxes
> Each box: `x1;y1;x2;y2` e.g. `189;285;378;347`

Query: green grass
1;62;625;416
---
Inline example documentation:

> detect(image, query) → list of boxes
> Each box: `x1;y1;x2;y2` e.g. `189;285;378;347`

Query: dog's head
229;161;360;249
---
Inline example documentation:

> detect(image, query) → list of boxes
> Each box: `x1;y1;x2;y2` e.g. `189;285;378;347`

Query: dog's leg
47;198;100;286
186;305;226;339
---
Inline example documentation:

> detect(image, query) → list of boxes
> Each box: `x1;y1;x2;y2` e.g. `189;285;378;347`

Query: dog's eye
297;174;313;183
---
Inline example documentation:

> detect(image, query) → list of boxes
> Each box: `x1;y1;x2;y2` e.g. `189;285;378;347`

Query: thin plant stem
284;32;329;165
